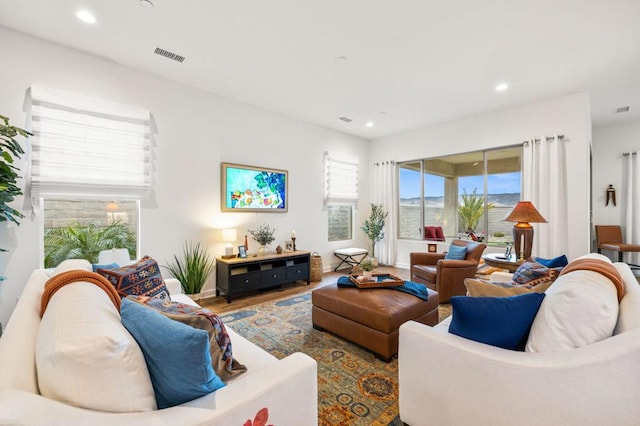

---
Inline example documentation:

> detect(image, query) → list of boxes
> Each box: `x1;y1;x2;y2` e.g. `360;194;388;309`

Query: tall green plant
163;242;215;295
458;188;494;232
44;221;136;267
0;114;30;251
361;203;388;258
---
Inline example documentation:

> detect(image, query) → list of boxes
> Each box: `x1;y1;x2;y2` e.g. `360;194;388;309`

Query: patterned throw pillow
465;278;553;297
126;296;246;382
97;256;169;299
511;259;561;287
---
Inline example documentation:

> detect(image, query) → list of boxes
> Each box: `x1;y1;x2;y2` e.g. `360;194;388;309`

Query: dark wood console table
216;250;310;303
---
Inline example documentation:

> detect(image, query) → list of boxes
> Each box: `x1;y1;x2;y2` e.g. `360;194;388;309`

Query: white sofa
0;262;318;425
398;256;640;426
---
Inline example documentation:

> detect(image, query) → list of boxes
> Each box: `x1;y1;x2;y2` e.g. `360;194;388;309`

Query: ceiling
1;0;639;139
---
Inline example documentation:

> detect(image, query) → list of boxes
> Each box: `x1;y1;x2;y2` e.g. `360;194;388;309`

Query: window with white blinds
325;154;359;204
325;153;358;241
29;86;152;200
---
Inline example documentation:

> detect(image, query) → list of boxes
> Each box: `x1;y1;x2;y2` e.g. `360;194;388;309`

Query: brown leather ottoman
311;283;439;361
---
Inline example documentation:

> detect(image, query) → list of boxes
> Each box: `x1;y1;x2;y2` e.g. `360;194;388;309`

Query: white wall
592;119;640;250
0;27;370;328
369;93;593;268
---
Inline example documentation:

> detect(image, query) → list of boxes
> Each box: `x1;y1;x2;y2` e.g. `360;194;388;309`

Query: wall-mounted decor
221;163;288;212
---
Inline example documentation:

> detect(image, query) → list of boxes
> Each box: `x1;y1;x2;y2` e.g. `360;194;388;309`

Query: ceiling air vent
615;106;630;113
154;47;185;63
338;116;353;123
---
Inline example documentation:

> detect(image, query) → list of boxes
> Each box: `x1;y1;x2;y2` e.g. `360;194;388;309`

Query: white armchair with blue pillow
0;258;318;425
398;253;640;425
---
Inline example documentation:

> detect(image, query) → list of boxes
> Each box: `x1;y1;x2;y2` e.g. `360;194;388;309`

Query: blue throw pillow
448;293;545;351
120;298;225;408
445;244;467;260
91;262;119;272
534;255;568;268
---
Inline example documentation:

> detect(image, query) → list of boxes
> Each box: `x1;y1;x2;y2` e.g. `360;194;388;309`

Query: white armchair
398;256;640;426
399;319;640;426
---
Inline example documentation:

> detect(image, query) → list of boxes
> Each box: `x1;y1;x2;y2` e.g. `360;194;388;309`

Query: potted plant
361;203;388;264
359;257;375;280
0;114;30;251
163;241;215;300
248;223;276;255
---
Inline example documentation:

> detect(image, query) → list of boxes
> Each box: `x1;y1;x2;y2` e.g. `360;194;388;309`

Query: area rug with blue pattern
219;289;404;426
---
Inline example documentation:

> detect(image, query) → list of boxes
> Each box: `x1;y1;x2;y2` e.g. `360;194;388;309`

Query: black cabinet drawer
261;267;287;286
287;263;309;281
229;271;261;291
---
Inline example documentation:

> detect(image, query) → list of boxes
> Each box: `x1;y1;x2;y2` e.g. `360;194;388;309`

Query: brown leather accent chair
410;239;486;303
596;225;640;263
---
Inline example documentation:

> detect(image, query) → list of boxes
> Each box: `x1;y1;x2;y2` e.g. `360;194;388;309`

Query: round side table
482;253;522;273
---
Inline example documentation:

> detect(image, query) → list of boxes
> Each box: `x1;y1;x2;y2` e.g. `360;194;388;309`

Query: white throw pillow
36;281;157;412
526;269;619;352
614;262;640;335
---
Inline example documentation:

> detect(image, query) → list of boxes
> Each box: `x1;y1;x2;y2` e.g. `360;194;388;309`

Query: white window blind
325;153;359;204
29;86;152;200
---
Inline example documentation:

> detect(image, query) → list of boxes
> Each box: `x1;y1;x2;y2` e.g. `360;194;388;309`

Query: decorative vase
258;244;266;256
363;270;373;280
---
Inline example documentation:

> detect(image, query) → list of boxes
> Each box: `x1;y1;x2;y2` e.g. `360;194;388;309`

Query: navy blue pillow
120;298;225;408
445;244;467;260
534;255;568;268
91;262;119;272
448;293;545;351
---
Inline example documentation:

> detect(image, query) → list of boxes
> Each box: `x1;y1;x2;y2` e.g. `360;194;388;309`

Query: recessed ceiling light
365;122;374;128
76;10;96;24
495;83;509;92
140;0;154;7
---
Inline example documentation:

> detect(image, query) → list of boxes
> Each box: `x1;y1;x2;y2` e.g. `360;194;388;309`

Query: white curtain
622;152;640;264
372;161;397;266
522;136;568;258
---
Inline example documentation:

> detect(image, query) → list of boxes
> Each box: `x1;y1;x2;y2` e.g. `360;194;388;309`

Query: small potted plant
359;257;375;281
248;223;276;255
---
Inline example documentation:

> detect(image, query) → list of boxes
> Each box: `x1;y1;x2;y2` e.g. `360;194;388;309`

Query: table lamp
504;201;547;261
222;228;237;259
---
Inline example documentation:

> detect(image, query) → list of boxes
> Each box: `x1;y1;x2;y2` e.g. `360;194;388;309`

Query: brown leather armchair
410;239;486;303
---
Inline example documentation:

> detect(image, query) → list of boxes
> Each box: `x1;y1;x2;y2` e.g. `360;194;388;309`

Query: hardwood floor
199;265;452;320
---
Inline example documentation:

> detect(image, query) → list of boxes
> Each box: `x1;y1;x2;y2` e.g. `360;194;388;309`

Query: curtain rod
522;134;565;145
374;160;396;166
622;152;637;156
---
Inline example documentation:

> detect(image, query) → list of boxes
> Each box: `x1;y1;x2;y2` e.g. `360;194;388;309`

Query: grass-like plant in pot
163;241;215;296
